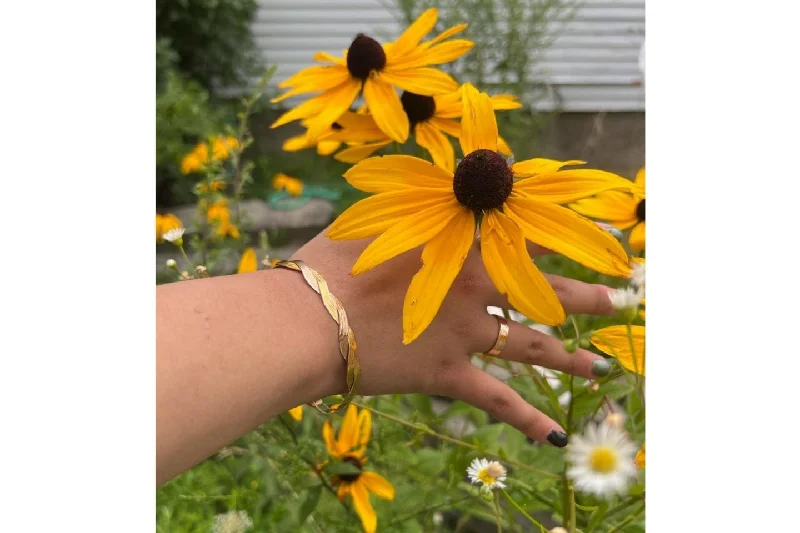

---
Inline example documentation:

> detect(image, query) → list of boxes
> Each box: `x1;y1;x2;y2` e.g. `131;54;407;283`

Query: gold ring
485;315;509;356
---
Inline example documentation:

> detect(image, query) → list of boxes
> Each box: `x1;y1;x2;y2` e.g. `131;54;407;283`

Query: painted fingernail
592;359;612;377
547;430;569;448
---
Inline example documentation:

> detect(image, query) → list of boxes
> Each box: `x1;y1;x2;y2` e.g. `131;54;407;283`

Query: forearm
156;267;346;486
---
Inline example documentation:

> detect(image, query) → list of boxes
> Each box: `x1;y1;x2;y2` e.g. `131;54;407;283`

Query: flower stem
493;494;503;533
500;490;547;533
177;244;194;270
606;502;645;533
352;401;559;478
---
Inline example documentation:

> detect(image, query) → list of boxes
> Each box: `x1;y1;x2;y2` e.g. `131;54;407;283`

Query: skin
157;228;616;486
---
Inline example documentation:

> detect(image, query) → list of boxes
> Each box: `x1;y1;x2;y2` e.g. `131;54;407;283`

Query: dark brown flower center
346;34;386;80
453;149;513;212
401;91;436;128
338;456;363;483
635;198;645;222
331;122;344;131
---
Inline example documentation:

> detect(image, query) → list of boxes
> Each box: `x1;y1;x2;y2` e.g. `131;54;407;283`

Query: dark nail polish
547;430;569;448
592;359;612;377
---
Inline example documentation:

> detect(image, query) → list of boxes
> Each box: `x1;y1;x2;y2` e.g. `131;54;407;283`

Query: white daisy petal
565;422;638;500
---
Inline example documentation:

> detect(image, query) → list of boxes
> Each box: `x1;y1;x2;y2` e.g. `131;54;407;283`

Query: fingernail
592;359;612;377
547;430;568;448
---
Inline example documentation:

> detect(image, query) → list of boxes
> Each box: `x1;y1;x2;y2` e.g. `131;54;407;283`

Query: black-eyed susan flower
237;248;257;274
156;213;183;243
591;325;645;376
323;405;394;533
570;167;646;252
270;8;473;143
566;422;639;499
327;83;639;344
282;112;382;157
272;173;304;197
467;458;507;491
328;87;521;172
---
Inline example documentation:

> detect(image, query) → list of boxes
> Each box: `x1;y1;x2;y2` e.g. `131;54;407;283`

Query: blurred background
156;0;644;280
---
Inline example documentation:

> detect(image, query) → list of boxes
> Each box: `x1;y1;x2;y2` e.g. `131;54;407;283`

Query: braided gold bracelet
272;259;360;414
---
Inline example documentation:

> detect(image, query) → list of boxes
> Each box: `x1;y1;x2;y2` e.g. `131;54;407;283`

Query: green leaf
415;449;445;476
536;476;557;492
404;394;435;417
298;485;322;524
470;423;505;451
585;501;609;533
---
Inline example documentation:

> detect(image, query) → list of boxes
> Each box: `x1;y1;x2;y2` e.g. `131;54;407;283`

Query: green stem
606;502;645;533
177;244;194;270
352;401;559;478
500;490;547;533
494;495;503;533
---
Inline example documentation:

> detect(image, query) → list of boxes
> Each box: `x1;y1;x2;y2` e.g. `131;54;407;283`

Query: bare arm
157;230;616;486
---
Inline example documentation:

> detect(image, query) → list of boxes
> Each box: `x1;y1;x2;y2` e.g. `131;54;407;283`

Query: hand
293;229;616;446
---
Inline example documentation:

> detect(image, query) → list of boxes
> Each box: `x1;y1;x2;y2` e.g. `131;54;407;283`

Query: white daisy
608;287;643;312
467;458;507;490
211;510;253;533
162;228;185;244
630;261;645;290
566;422;639;499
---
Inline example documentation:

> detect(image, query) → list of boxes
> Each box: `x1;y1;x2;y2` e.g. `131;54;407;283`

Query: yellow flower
237;248;258;274
211;136;240;161
273;173;304;197
156;213;183;243
570;167;646;252
323;405;394;533
207;200;241;239
288;406;303;421
591;325;645;376
270;8;473;143
282;112;384;157
180;143;209;175
635;442;645;469
197;179;227;194
328;87;522;172
328;83;638;344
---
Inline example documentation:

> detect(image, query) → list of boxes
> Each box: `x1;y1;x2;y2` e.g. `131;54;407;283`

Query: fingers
474;315;611;379
487;273;614;317
443;364;568;447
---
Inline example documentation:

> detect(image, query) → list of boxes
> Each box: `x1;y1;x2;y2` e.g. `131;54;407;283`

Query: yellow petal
343;154;453;193
490;94;522;111
271;84;349;129
337;483;350;500
424;23;468;47
283;134;316;152
569;190;639;224
402;206;474;344
634;167;646;191
328;188;453;240
481;211;565;325
360;471;396;500
635;442;646;469
322;420;340;457
277;64;349;90
390;40;474;70
513;169;642;204
303;78;364;141
334;140;393;164
351;482;378;533
432;92;462;118
351;200;460;275
379;67;458;96
629;221;646;252
415;121;455;172
288;406;303;422
389;7;438;58
313;51;346;66
363;78;408;143
354;409;372;456
338;404;360;455
427;116;461;137
459;83;498;153
317;140;342;156
591;325;645;376
497;135;512;155
505;197;631;277
511;158;585;177
237;247;258;274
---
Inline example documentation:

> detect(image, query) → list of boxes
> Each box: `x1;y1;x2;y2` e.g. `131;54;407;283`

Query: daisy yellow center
589;446;618;473
338;456;364;483
453;149;513;212
401;91;436;128
477;468;497;485
347;34;387;81
635;199;645;222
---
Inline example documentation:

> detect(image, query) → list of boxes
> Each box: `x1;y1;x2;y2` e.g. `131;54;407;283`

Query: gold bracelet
272;259;360;414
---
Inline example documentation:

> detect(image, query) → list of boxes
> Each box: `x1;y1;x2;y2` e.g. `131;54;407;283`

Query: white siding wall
251;0;644;112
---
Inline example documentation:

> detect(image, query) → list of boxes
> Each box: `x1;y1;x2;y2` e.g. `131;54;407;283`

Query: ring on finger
485;315;510;357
